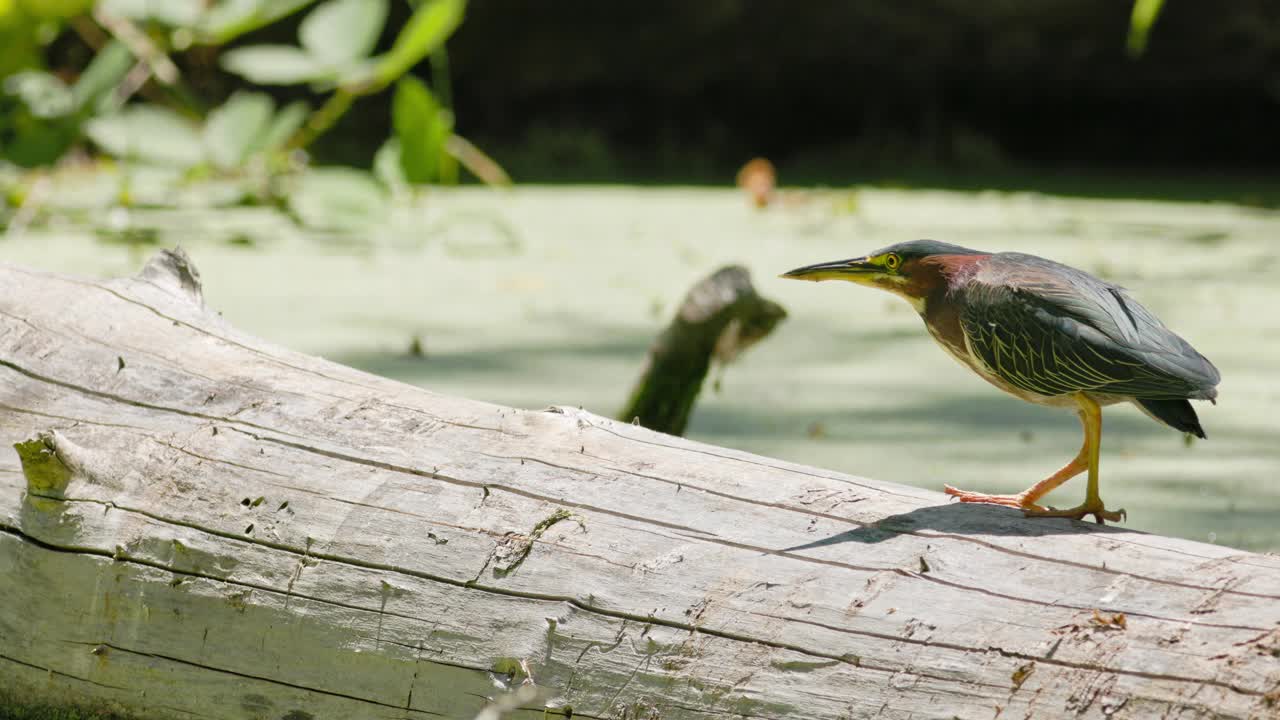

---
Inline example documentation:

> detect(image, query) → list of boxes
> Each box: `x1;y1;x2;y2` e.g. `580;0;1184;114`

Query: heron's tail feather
1136;398;1206;439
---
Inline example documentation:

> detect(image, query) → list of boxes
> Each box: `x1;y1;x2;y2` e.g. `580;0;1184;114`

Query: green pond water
4;177;1279;551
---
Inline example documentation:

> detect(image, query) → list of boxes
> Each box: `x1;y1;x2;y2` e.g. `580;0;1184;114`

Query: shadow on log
1;250;1278;720
619;265;786;436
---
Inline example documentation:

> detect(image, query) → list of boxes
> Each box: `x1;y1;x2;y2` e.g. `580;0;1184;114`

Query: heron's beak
780;257;878;282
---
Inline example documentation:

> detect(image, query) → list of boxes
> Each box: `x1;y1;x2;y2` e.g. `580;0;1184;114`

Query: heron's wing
958;255;1219;400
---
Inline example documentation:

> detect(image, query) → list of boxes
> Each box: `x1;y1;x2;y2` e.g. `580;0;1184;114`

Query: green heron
782;240;1219;523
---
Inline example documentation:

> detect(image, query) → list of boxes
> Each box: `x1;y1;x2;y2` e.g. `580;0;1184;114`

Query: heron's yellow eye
884;253;902;271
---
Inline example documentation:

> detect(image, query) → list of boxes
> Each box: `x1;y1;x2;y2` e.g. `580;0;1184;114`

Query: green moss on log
14;433;71;496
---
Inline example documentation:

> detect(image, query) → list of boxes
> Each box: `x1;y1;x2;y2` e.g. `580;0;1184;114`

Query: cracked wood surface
0;250;1278;720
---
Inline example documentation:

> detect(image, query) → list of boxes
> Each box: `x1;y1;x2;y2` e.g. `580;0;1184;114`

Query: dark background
110;0;1280;185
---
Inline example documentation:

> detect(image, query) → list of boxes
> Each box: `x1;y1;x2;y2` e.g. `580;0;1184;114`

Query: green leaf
0;14;43;81
71;40;134;113
392;75;452;184
16;0;95;21
86;106;204;168
1127;0;1165;57
288;167;388;230
253;99;309;154
438;142;458;185
0;111;79;168
221;45;329;84
198;0;318;44
300;0;387;66
374;0;464;87
1;72;79;167
204;91;275;169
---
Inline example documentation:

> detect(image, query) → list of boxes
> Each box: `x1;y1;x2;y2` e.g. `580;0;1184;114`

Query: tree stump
619;265;786;435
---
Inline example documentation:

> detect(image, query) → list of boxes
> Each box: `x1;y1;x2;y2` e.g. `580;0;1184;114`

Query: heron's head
781;240;989;309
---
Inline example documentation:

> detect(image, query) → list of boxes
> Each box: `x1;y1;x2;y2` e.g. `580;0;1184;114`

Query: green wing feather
958;254;1219;401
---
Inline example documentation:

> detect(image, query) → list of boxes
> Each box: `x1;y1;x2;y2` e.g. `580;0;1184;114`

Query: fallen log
0;250;1277;720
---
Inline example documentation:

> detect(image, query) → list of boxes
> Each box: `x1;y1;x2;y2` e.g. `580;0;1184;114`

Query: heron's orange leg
945;394;1125;523
944;453;1086;513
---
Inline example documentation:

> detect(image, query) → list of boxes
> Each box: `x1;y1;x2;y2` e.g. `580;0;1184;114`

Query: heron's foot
1022;501;1126;525
943;485;1048;513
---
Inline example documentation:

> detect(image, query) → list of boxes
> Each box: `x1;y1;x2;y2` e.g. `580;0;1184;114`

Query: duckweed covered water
4;176;1277;550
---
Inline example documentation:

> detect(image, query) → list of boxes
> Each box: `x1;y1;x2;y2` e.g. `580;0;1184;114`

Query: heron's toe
944;485;1048;513
1023;503;1127;525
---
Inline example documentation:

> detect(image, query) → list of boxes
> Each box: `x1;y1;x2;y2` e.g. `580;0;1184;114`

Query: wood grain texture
0;250;1277;720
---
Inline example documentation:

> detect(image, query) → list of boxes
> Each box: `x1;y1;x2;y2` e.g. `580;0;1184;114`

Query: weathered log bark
1;250;1278;720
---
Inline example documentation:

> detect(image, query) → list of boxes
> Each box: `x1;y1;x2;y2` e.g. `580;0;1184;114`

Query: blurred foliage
4;0;1274;211
1127;0;1166;57
0;0;504;236
83;91;305;169
1;39;130;166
